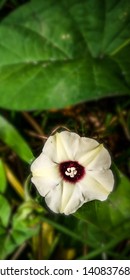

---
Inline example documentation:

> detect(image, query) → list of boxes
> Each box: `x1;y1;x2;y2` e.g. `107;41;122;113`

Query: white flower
31;131;114;215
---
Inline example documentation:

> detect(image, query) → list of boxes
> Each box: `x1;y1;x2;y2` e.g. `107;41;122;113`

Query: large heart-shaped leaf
0;0;129;110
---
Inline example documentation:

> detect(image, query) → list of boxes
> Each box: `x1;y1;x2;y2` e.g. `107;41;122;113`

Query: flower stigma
65;167;77;177
59;161;85;183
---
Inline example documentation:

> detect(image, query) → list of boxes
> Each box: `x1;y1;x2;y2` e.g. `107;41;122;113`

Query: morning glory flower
31;131;114;215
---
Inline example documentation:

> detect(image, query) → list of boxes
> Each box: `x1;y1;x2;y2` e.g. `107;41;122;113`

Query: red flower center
59;161;85;183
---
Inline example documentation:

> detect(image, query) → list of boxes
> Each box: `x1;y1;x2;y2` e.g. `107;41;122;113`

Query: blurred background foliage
0;0;130;260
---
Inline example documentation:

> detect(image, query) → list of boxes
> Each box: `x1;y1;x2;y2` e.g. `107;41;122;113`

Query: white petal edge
79;144;111;170
45;184;63;213
87;169;114;192
31;153;58;175
31;153;61;196
77;171;113;202
43;131;81;163
45;181;75;214
74;137;99;161
31;175;61;197
63;185;86;215
45;181;85;215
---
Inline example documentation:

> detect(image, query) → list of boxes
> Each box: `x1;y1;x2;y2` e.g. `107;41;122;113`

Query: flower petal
45;181;74;214
31;153;57;175
45;181;84;215
79;144;111;170
75;137;99;161
77;171;113;202
45;184;63;213
43;131;80;163
31;153;61;196
87;146;111;170
63;185;85;215
60;181;75;213
87;169;114;192
31;174;61;197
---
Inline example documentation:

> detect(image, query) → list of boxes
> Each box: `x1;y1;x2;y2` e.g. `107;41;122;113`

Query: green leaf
0;194;11;227
0;0;7;9
11;201;40;245
75;166;130;237
0;115;34;163
0;0;129;110
0;159;7;193
0;200;41;259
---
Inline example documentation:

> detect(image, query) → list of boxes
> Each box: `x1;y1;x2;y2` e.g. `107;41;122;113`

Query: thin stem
11;243;27;260
22;112;44;136
117;107;130;141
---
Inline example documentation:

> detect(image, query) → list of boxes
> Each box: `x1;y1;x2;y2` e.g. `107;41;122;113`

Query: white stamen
65;167;77;178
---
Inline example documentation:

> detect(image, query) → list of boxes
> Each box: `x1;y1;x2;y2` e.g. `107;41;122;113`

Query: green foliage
0;159;7;193
0;0;7;9
0;194;11;227
0;115;34;163
0;200;41;259
0;0;129;110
